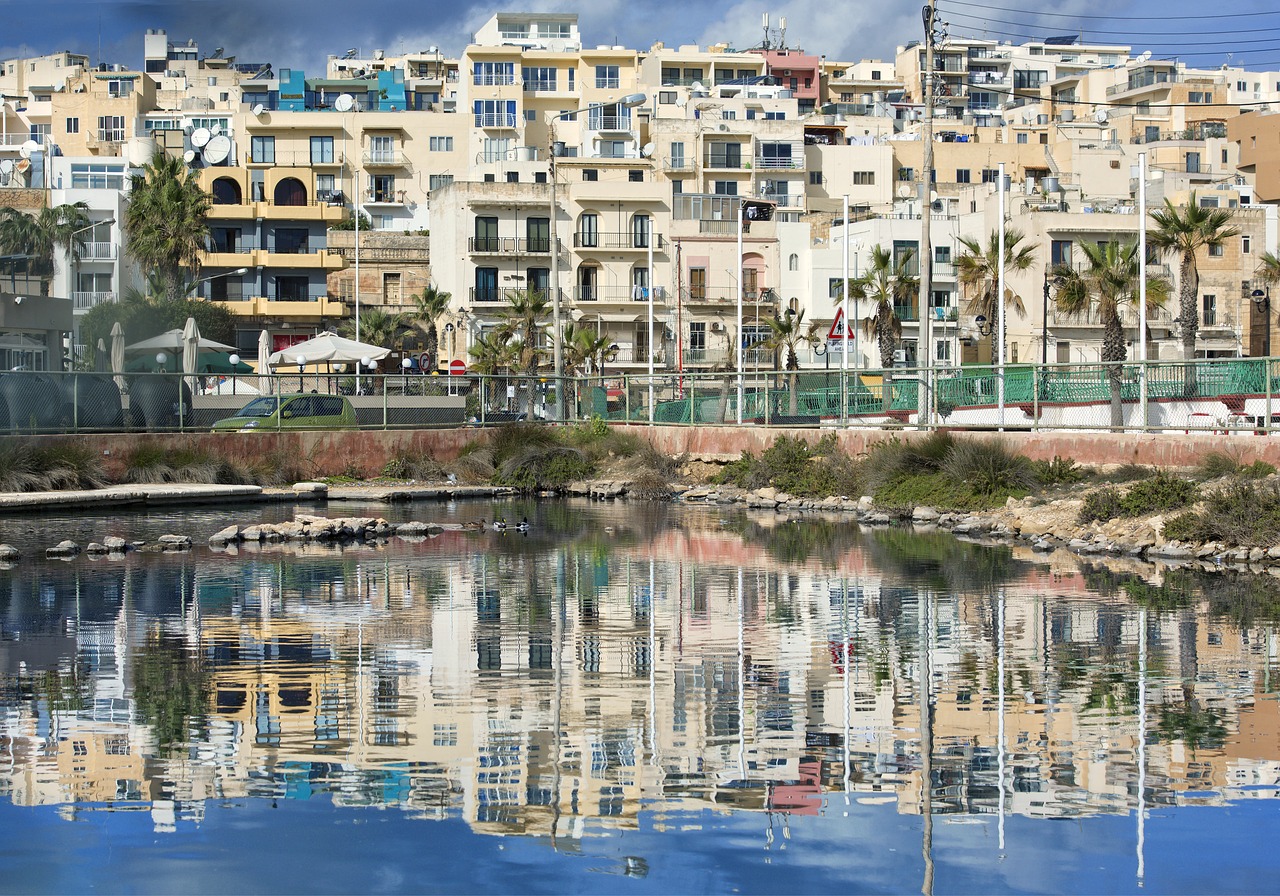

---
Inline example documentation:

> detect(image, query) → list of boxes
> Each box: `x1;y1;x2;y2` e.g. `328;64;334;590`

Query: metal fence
3;357;1280;435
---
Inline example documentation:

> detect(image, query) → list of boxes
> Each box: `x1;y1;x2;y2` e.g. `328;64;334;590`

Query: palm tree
1052;240;1170;428
1149;193;1239;365
410;284;451;371
0;203;91;294
754;308;817;415
563;321;618;417
469;328;518;410
124;153;212;303
849;245;918;411
1258;251;1280;286
495;288;551;420
956;228;1036;360
340;307;413;349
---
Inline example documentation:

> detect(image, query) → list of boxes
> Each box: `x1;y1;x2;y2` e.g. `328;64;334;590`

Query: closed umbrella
110;321;126;391
257;329;272;395
182;316;201;393
95;338;107;372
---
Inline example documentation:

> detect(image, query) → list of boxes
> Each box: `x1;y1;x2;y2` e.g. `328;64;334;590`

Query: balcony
1047;303;1175;328
1106;69;1179;97
80;242;116;261
523;79;558;92
473;74;517;86
363;190;409;206
245;149;345;167
753;155;803;170
467;237;561;255
680;287;778;305
362;149;411;168
474;113;518;129
573;231;666;251
72;291;116;311
469;287;506;304
704;151;751;170
219;293;346;318
664;156;693;172
573;286;670;303
586;114;634;132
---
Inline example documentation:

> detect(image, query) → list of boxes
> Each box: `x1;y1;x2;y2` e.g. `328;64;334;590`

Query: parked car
211;394;358;432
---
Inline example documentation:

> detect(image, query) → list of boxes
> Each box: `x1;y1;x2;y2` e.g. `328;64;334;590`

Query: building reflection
0;518;1277;861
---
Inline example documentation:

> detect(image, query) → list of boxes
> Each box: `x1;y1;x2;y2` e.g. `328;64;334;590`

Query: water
0;500;1277;894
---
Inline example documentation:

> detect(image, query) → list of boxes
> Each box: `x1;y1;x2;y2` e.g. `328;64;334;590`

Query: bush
1163;479;1280;547
861;432;956;493
0;441;109;492
1032;455;1084;487
940;439;1037;499
382;447;445;481
715;433;860;497
1079;486;1122;523
1196;450;1275;481
121;443;252;485
1118;469;1197;516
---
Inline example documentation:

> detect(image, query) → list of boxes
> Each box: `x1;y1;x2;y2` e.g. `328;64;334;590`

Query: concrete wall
38;423;1280;483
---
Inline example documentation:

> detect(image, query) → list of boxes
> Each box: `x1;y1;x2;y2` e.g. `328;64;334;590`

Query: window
759;142;792;168
106;78;134;97
631;265;649;300
506;171;519;183
521;66;556;91
955;169;971;184
1051;240;1072;266
628;169;643;182
689;322;706;356
632;214;650;248
935;339;951;361
316;174;335;196
713;181;738;196
578;213;598;247
599;140;628;158
659;91;677;104
1203;294;1217;326
1186;152;1202;174
71;162;126;190
690;268;707;300
475;267;499;302
1017;132;1028;144
595;65;620;89
65;117;78;134
981;168;999;183
369;134;395;164
809;171;823;185
582;169;598;182
275;276;310;302
429;135;453;151
851;171;875;185
474;216;499;252
935;246;951;263
367;174;396;202
250;135;275;164
1199;195;1219;208
96;116;125;142
473;99;516;128
383;272;402;303
525;109;536;122
829;278;844;298
898;167;914;181
1209;243;1223;257
708;142;742;168
1243;235;1252;254
577;265;597;301
428;174;454;191
764;111;785;120
669;141;685;167
473;61;515;86
526;267;549;295
310;136;334;164
526;217;550;253
273;228;309;254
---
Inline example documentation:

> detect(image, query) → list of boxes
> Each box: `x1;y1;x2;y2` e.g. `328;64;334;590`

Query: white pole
354;138;362;394
997;162;1007;429
736;199;744;424
842;194;850;425
1137;607;1147;884
997;587;1006;852
1139;152;1148;431
647;216;655;423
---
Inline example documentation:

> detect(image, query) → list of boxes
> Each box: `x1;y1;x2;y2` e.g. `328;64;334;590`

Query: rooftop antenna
762;12;770;50
779;16;787;50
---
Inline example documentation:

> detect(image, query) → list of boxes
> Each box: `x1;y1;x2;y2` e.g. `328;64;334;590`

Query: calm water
0;500;1278;895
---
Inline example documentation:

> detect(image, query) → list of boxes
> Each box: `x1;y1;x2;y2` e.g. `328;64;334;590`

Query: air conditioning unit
711;322;725;332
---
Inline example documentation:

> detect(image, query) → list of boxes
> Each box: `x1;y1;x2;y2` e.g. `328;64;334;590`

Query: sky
1;0;1279;76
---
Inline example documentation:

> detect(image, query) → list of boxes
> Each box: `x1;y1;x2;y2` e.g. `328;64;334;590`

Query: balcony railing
363;191;408;205
72;291;115;310
474;113;517;129
753;155;802;170
362;149;411;167
704;152;750;169
587;113;633;132
523;79;558;92
573;231;666;250
664;156;692;171
680;287;778;304
1106;70;1179;97
80;242;116;260
472;74;516;86
574;286;669;303
468;237;560;254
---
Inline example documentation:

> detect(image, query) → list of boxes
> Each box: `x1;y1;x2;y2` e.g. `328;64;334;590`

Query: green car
212;394;358;432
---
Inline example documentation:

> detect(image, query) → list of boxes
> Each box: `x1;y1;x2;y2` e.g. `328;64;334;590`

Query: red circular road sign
448;359;467;375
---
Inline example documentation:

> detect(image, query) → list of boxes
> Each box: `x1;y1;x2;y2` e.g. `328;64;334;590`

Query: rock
912;506;940;522
756;487;777;501
158;534;192;546
241;525;265;542
857;496;874;508
0;544;18;561
293;481;329;495
1268;545;1280;560
1150;543;1193;559
1249;548;1266;563
1032;539;1054;552
85;542;107;555
865;513;892;525
103;535;128;552
396;521;431;536
208;525;241;546
46;540;80;558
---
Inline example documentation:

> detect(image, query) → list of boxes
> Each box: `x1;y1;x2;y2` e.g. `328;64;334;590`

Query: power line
943;10;1280;41
941;0;1280;22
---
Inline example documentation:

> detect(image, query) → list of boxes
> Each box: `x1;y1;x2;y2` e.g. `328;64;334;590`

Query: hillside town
2;11;1279;382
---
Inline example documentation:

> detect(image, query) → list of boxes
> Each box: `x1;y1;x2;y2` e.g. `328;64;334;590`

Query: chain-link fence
1;358;1277;434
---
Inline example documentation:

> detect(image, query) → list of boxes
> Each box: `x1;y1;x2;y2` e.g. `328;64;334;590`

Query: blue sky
1;1;1278;75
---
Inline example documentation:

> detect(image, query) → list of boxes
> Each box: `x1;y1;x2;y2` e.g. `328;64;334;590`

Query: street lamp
547;91;648;421
194;266;250;299
402;355;413;393
974;315;995;338
155;351;168;372
228;353;240;395
1042;270;1064;366
295;354;306;392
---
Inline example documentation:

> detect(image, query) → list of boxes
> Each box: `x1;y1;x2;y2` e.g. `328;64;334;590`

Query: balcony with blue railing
473;73;517;86
474;112;518;129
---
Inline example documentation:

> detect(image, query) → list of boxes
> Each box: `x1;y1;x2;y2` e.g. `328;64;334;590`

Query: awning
588;313;641;323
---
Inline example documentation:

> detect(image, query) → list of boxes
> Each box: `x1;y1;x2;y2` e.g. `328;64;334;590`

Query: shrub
940;439;1037;499
861;432;956;493
1032;455;1084;487
715;434;860;497
382;447;445;481
1163;479;1280;547
1079;486;1122;523
1196;450;1275;481
1118;469;1197;516
121;443;251;485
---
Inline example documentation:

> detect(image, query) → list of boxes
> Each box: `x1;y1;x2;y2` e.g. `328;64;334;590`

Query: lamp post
1252;287;1271;358
402;355;412;393
155;351;168;373
193;266;250;299
295;354;306;392
547;92;648;422
228;353;240;395
444;322;455;396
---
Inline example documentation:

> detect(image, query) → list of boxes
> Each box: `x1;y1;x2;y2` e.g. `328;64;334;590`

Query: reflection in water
0;505;1279;892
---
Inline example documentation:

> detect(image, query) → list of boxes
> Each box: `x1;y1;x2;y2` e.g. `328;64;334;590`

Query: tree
848;246;917;412
340;307;413;349
495;289;551;421
410;284;451;371
563;321;617;377
1257;251;1280;287
1052;240;1170;428
0;203;91;294
956;228;1036;356
1149;193;1239;362
754;308;817;415
468;328;518;409
123;153;212;303
80;276;237;370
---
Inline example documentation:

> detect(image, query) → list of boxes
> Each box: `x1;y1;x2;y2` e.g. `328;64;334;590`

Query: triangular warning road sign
828;307;850;340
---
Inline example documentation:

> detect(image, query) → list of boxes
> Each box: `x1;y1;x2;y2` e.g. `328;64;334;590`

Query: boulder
46;540;80;558
0;544;19;561
208;525;241;546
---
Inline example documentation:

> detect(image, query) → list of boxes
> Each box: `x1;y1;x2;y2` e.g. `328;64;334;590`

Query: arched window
631;213;650;249
788;253;799;271
273;177;308;206
577;265;598;302
211;177;242;205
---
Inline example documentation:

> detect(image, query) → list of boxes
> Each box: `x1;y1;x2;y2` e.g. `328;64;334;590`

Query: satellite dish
204;134;231;164
19;140;39;159
191;127;211;148
640;142;654;159
251;103;265;117
691;81;704;92
897;184;913;199
0;159;12;175
1095;109;1108;124
183;149;201;166
930;190;938;203
1138;50;1152;62
14;158;29;175
676;97;687;108
334;93;355;113
211;123;223;135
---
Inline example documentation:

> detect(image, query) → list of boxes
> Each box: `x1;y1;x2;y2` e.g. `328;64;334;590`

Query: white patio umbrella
95;338;107;372
182;317;201;393
257;329;272;395
110;322;126;391
126;328;237;354
266;332;389;369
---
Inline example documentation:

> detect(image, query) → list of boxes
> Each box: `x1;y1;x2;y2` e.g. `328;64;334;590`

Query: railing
472;74;516;86
753;155;803;169
678;287;778;304
573;286;670;303
81;242;116;260
72;291;115;310
1106;70;1180;97
586;114;633;131
523;79;557;92
664;156;692;171
363;191;407;205
362;150;411;167
704;152;750;169
468;237;560;254
474;113;517;129
573;231;666;250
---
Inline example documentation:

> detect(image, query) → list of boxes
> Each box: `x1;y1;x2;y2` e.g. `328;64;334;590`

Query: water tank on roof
1043;176;1060;193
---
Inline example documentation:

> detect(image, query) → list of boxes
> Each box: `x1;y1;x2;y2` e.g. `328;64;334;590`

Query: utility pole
918;0;942;427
